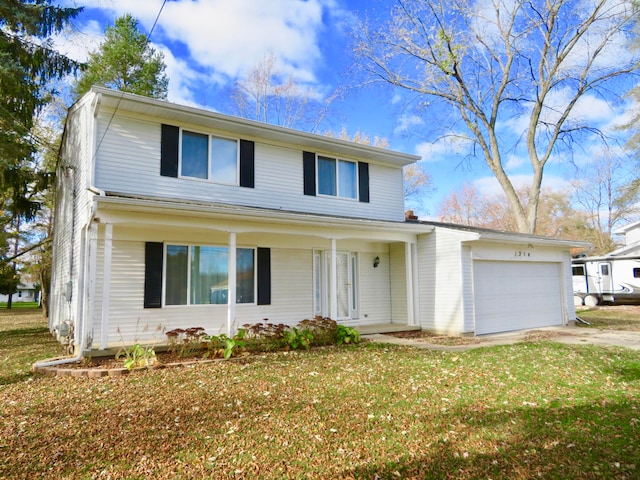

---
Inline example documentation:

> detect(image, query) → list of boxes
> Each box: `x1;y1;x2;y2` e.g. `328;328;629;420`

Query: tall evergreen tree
75;14;168;99
0;1;81;308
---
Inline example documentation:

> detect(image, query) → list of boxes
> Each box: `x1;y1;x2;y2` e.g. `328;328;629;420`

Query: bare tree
229;52;337;132
403;163;435;215
438;183;588;238
570;152;640;253
355;0;638;234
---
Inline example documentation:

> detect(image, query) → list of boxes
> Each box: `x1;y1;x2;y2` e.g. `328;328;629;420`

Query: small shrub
205;329;246;359
284;327;314;350
336;325;360;345
116;343;157;370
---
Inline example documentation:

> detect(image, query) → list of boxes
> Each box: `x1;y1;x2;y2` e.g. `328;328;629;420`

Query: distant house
50;87;583;354
0;281;39;304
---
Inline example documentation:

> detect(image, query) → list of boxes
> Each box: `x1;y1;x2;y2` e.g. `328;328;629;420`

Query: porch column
100;223;113;349
330;238;338;319
227;232;237;336
405;242;415;326
412;242;421;327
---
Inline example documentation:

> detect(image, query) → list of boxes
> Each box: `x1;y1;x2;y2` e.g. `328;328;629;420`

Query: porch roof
92;192;433;240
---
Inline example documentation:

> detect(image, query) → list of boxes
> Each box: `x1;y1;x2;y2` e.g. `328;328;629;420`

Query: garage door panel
474;261;563;335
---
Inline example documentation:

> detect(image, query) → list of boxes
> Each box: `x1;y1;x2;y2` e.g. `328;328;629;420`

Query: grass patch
0;308;65;385
0;302;40;309
1;327;639;478
576;305;640;331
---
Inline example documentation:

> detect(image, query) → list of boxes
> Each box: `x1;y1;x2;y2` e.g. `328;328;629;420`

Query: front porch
357;323;422;335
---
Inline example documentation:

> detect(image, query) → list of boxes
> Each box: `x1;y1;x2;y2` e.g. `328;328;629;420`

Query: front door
314;250;359;321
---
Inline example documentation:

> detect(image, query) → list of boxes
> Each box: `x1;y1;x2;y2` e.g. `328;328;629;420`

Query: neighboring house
0;281;39;303
50;87;582;354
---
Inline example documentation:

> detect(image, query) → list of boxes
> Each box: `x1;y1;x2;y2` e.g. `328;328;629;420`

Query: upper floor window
181;130;238;184
303;150;369;203
317;156;357;199
161;124;255;188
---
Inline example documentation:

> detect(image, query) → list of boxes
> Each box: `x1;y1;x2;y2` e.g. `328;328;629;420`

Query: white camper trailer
572;256;640;306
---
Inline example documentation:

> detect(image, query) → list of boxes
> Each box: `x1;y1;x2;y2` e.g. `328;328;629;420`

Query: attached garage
473;260;563;335
416;221;586;336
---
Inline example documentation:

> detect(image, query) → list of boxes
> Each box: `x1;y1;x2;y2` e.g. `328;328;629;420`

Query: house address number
514;251;531;257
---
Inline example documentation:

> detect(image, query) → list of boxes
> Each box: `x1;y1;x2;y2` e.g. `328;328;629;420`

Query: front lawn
0;308;64;385
1;309;639;479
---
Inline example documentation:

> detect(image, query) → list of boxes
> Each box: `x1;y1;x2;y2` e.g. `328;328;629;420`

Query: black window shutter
161;124;179;177
239;139;255;188
358;162;370;203
144;242;164;308
303;151;316;196
257;247;271;305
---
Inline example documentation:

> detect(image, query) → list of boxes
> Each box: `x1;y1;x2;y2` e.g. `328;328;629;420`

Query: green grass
0;308;65;385
0;301;40;309
0;309;639;479
576;305;640;331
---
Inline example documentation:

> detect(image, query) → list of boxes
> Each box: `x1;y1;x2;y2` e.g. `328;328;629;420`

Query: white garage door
473;261;563;335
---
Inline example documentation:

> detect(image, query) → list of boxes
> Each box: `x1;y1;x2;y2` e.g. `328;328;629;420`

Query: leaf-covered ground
1;309;639;479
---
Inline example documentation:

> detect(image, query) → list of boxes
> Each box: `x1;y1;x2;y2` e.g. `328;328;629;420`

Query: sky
53;0;638;218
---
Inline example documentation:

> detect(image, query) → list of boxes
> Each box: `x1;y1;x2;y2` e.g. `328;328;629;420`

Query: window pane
181;131;208;179
338;160;357;199
236;248;255;304
318;156;336;196
166;245;188;305
211;136;238;184
191;246;228;304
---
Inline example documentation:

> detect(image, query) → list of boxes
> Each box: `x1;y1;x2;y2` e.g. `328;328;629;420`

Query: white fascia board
461;231;588;249
93;195;433;240
85;87;420;167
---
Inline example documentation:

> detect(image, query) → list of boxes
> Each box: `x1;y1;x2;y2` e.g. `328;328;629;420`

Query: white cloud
415;136;473;162
505;154;526;171
58;0;342;106
394;114;424;134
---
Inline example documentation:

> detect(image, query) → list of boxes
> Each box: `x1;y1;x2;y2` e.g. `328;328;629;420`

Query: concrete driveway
363;325;640;352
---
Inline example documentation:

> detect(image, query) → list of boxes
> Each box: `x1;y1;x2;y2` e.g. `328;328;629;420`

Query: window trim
316;155;359;201
162;243;257;307
178;128;240;185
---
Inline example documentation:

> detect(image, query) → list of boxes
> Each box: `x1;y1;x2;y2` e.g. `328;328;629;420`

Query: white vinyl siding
389;243;407;324
50;96;96;339
416;229;466;335
358;252;392;325
93;110;405;221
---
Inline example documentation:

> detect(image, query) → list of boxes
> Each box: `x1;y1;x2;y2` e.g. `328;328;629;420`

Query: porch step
356;324;421;335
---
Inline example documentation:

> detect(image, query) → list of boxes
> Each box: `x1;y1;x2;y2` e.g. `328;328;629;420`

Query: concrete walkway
362;325;640;352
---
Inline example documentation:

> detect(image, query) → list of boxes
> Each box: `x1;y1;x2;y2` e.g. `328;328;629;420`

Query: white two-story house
50;87;582;354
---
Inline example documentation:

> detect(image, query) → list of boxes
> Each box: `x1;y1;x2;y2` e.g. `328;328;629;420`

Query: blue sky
54;0;637;217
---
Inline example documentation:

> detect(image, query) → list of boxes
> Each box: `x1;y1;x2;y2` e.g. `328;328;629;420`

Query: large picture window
181;130;238;184
317;156;357;199
165;244;255;305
